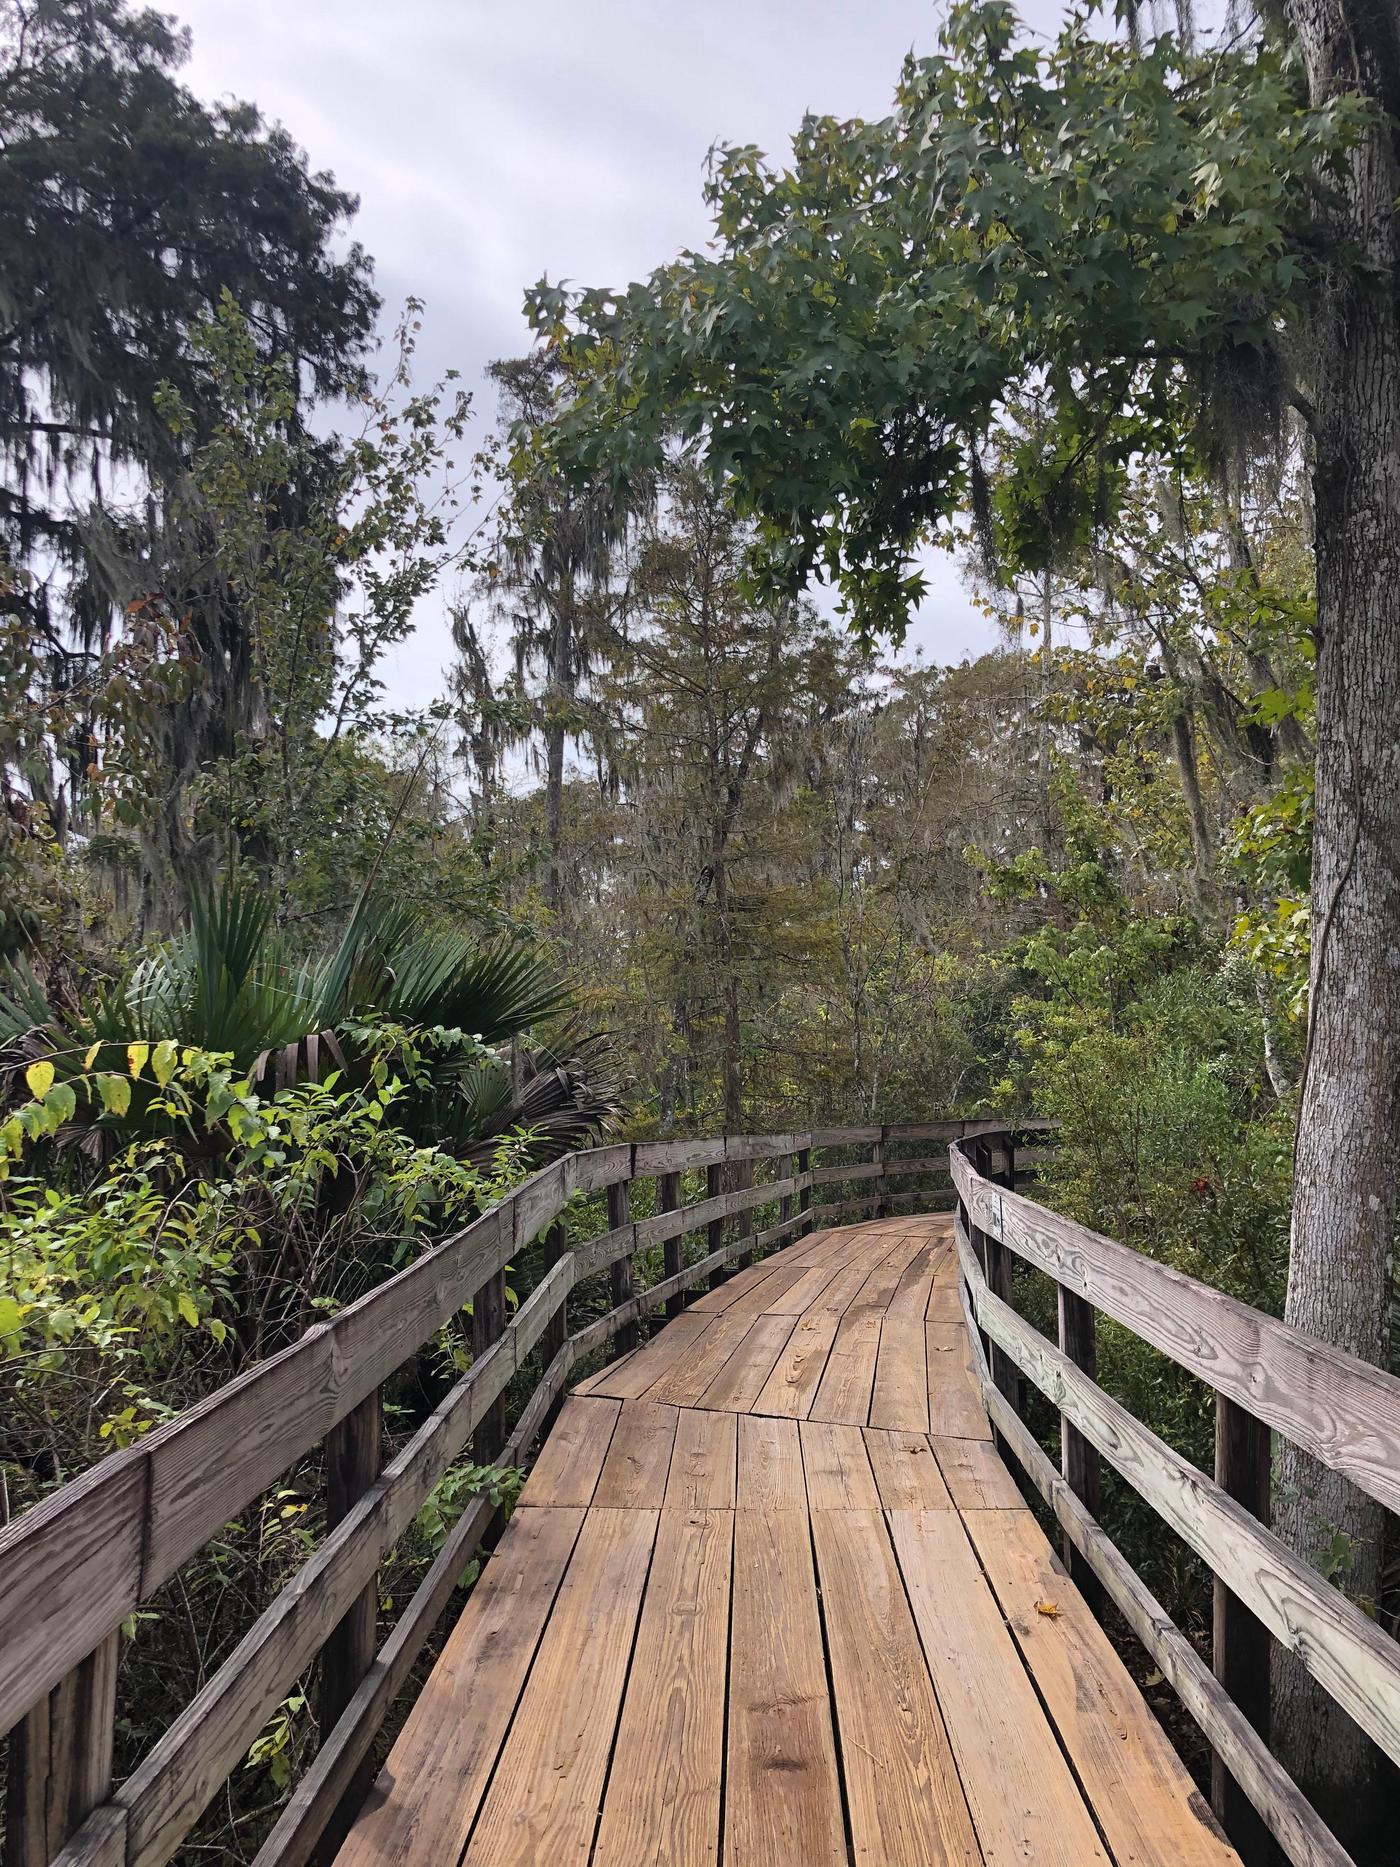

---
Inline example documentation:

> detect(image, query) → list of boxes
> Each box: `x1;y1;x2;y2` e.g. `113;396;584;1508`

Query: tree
142;297;481;919
527;1;1387;1825
0;0;377;903
455;356;631;915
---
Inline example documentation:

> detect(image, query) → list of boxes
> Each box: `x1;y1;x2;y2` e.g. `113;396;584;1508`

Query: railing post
659;1169;684;1317
4;1632;119;1867
1212;1396;1272;1865
608;1176;636;1352
971;1136;1024;1447
471;1265;508;1459
733;1154;755;1269
797;1145;812;1234
542;1219;568;1366
317;1384;383;1860
1056;1287;1103;1616
778;1152;794;1235
874;1126;888;1220
706;1160;726;1289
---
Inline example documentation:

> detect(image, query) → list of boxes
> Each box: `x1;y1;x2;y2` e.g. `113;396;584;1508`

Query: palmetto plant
0;882;620;1163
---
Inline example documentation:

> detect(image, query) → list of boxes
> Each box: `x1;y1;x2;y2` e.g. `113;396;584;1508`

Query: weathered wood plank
809;1507;981;1865
799;1420;881;1511
581;1312;712;1401
117;1328;524;1867
633;1137;727;1174
663;1409;738;1511
644;1309;759;1408
591;1401;679;1509
461;1507;658;1866
928;1434;1025;1510
889;1506;1109;1865
927;1319;992;1440
727;1509;845;1867
694;1314;795;1413
256;1351;577;1867
869;1310;930;1433
963;1506;1240;1867
735;1414;807;1512
328;1505;583;1867
516;1395;621;1508
43;1806;127;1867
976;1376;1348;1867
751;1310;840;1418
5;1632;120;1867
593;1507;731;1865
863;1428;953;1510
807;1310;883;1426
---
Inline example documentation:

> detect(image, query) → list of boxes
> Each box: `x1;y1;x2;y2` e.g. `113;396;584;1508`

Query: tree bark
1274;0;1400;1833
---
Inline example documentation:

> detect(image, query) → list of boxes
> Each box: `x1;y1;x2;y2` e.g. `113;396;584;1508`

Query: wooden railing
950;1129;1400;1867
0;1119;1020;1867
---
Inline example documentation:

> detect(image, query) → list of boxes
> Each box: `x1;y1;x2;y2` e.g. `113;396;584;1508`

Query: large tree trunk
1274;0;1400;1834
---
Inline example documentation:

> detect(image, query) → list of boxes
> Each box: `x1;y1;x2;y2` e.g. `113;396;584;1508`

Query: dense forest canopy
0;0;1397;1858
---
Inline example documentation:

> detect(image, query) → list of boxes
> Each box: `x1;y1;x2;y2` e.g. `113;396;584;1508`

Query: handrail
0;1118;1031;1867
950;1129;1400;1867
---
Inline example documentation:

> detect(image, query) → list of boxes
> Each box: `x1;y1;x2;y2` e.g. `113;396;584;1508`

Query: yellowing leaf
96;1074;132;1118
1034;1600;1062;1618
84;1042;101;1070
0;1294;24;1353
24;1060;54;1099
152;1039;178;1087
128;1042;149;1080
177;1293;199;1328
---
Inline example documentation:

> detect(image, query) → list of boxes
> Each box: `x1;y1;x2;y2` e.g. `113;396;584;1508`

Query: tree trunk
543;579;575;915
1168;699;1214;914
1274;1;1400;1833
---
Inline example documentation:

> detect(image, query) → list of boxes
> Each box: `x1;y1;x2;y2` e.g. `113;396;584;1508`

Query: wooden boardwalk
335;1216;1238;1866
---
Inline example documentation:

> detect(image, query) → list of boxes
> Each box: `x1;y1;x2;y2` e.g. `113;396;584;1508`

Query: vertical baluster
317;1385;383;1860
706;1159;726;1289
1212;1396;1272;1865
4;1631;119;1867
471;1265;508;1459
659;1169;684;1316
873;1127;888;1220
608;1176;636;1352
1056;1288;1103;1615
733;1154;755;1268
778;1151;794;1238
542;1219;568;1366
797;1145;812;1234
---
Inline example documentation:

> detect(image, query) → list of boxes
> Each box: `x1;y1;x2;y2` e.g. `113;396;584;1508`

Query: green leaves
528;1;1354;642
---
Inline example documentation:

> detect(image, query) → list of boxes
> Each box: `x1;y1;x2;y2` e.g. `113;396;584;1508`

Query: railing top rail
949;1132;1400;1519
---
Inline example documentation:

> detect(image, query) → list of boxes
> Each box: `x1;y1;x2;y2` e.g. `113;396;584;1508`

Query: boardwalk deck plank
593;1508;731;1867
963;1506;1240;1867
811;1506;983;1866
727;1509;845;1867
460;1507;657;1867
890;1506;1110;1865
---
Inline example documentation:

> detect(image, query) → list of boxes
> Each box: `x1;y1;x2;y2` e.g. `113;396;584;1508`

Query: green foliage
0;1046;533;1445
528;1;1358;637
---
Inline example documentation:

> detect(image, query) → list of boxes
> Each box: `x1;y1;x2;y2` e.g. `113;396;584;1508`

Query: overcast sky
171;1;1072;707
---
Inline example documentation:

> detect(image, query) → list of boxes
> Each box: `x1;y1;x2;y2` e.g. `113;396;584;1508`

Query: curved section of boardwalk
335;1217;1238;1866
